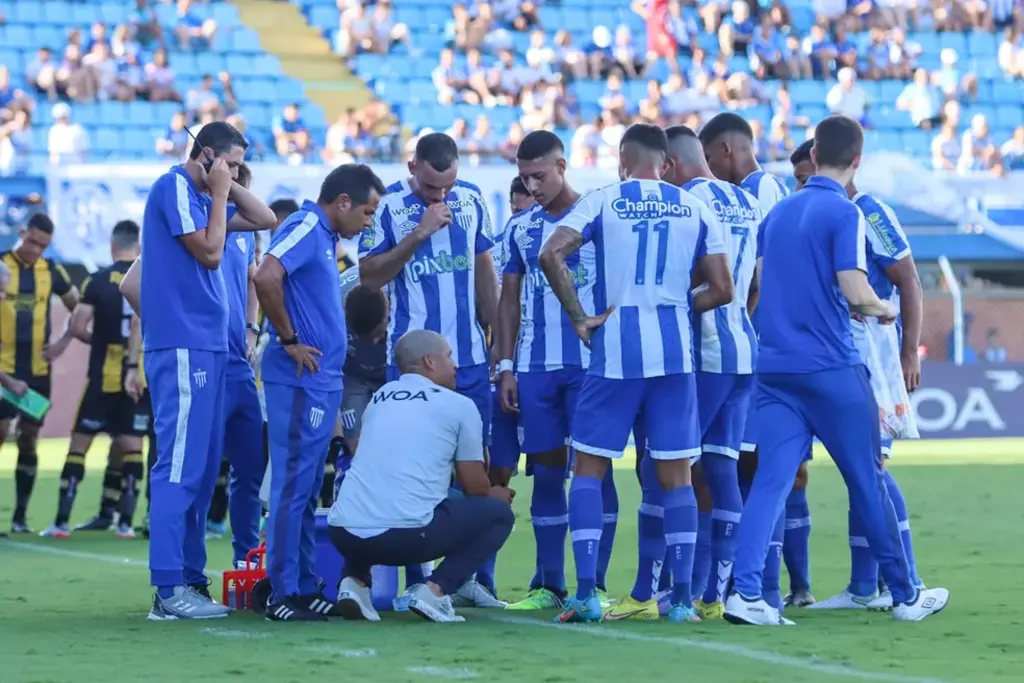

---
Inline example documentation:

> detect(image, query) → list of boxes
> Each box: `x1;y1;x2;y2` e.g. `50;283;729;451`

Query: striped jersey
683;178;763;374
359;178;495;368
504;204;596;372
560;179;726;379
851;192;911;349
739;169;790;213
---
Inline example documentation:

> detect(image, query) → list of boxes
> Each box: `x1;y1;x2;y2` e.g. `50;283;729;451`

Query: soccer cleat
806;589;874;610
454;579;507;608
694;599;725;620
407;584;466;623
656;590;672;617
723;594;796;626
73;515;115;532
667;604;702;623
393;587;414;612
266;595;328;622
554;594;603;623
39;523;71;539
10;520;32;534
336;577;381;621
148;587;232;621
205;520;227;539
783;589;816;608
892;587;949;622
603;595;660;621
303;590;342;617
505;588;565;611
596;588;613;608
867;589;893;612
116;523;135;539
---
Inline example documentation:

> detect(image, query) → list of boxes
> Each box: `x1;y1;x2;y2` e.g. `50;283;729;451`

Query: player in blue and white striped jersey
540;124;735;625
662;125;764;620
357;132;504;607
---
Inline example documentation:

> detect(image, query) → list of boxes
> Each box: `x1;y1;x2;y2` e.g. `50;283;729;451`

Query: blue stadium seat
93;127;122;154
308;6;339;29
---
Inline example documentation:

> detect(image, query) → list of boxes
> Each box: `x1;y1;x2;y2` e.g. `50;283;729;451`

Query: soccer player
540;124;734;623
496;131;598;611
255;163;385;621
660;125;762;620
788;140;927;612
122;312;154;537
0;212;79;533
41;220;146;539
358;132;504;608
724;115;948;626
509;176;536;213
139;121;276;621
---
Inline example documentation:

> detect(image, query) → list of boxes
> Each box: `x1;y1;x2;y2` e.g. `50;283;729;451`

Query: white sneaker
866;588;893;611
407;584;466;623
393;587;414;612
893;587;949;622
337;577;381;622
723;594;796;626
806;589;875;610
454;579;507;609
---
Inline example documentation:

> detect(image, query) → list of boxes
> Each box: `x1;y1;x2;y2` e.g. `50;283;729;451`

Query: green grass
1;438;1022;683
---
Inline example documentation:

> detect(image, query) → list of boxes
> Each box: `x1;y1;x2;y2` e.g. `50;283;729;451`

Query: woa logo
611;194;692;221
407;249;473;283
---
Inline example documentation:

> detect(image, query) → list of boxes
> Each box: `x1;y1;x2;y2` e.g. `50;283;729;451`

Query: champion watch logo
310;406;325;430
193;369;207;388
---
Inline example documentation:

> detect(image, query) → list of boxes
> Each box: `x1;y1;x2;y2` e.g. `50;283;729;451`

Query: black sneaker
187;578;214;601
73;515;115;532
303;591;342;617
10;520;32;534
266;595;328;622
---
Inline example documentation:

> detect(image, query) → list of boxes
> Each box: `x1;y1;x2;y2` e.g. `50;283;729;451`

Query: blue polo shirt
224;230;256;380
140;165;235;353
260;200;345;391
755;175;867;374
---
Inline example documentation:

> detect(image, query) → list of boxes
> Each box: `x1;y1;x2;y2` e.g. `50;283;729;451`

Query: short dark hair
345;284;387;337
269;199;299;219
415;132;459;172
789;139;814;166
812;115;863;169
189;121;248;161
510;176;529;199
27;213;54;234
236;162;252;189
516;130;564;161
620;123;668;153
111;220;140;249
698;112;753;145
665;125;698;143
318;163;386;206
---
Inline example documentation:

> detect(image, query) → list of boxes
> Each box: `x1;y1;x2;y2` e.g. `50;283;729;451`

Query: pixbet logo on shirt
611;195;693;221
527;262;590;292
407;249;473;283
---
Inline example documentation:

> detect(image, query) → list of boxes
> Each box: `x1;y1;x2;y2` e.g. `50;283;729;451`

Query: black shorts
73;381;151;437
0;374;51;426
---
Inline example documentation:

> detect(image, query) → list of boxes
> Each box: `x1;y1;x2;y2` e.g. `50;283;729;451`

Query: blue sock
658;554;672;591
531;464;568;594
157;585;177;599
405;563;428;588
883;470;921;587
783;487;812;592
701;453;743;604
848;508;878;597
630;487;665;602
476;557;497;592
662;485;698;607
568;474;603;601
761;513;784;610
597;466;618;591
691;512;712;600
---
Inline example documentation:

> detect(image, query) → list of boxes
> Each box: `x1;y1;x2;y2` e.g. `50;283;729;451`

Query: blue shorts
389;363;492;446
489;385;521;470
802;438;892;463
697;372;754;460
573;373;701;461
518;367;583;454
741;377;759;453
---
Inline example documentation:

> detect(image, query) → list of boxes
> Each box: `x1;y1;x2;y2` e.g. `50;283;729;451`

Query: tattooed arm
539;226;587;324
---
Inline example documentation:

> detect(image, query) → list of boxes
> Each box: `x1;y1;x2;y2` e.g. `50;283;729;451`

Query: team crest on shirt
455;211;474;230
310;406;325;430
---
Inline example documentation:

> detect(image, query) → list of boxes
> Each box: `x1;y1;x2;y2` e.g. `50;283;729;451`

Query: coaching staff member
329;329;515;624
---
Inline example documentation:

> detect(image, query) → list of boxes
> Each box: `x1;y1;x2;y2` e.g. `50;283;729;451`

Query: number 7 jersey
558;179;726;379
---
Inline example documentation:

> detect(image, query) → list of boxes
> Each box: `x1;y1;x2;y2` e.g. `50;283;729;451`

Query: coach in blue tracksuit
255;164;385;621
723;115;949;627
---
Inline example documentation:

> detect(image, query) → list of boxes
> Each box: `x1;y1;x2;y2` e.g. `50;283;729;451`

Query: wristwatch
247;323;260;335
279;334;299;346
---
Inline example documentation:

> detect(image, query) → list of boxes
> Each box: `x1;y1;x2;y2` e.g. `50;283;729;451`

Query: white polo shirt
328;372;484;537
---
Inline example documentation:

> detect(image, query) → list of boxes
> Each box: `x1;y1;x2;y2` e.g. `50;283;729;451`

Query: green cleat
505;588;565;611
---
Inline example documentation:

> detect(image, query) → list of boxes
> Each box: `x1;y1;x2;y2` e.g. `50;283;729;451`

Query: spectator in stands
812;0;848;30
446;118;471;153
750;16;792;79
324;111;356;166
467;2;496;50
526;30;557;80
888;28;919;80
129;0;163;48
143;48;182;102
48;103;89;165
25;49;59;102
751;119;768;162
57;44;100;104
358;98;400;159
773;82;811;128
766;117;795;160
495;0;541;31
984;329;1008;363
465;49;497;106
552;30;588;80
998;27;1024;78
0;67;26;122
499;121;526;162
719;1;756;58
692;0;731;34
638;79;665;123
864;27;895;80
466;115;500;165
433;48;470;106
585;26;616;79
368;0;412;55
599;71;630;121
444;3;471;51
787;33;813;79
723;71;770;110
958;114;1003;175
110;24;140;60
86;23;110;53
115;48;146;100
490;49;534;105
175;0;218;51
833;27;859;73
931;121;962;170
664;0;698;63
896;68;943;130
936;49;978;102
156;111;190;161
273;103;312;162
186;74;222;118
1000;125;1024;170
0;109;31;176
336;0;374;58
826;67;869;124
84;43;134;102
613;25;645;79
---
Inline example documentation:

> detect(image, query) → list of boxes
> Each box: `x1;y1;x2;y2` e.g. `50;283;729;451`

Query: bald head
395;329;449;374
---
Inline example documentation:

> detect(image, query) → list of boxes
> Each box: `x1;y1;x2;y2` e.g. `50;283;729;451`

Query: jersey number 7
731;226;749;285
633;220;670;285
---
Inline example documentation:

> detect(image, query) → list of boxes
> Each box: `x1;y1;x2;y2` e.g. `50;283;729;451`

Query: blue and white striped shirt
739;169;790;213
359;179;495;368
558;179;726;379
851;192;911;349
505;204;595;372
684;178;763;374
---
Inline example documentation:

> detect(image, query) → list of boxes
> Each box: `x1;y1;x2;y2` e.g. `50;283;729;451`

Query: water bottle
369;565;399;611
